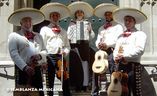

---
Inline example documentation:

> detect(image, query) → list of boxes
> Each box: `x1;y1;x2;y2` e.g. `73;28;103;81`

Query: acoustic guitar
92;50;108;74
107;45;128;96
107;71;122;96
107;71;129;96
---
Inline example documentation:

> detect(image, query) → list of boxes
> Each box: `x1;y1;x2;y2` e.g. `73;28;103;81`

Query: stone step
52;91;107;96
42;74;109;96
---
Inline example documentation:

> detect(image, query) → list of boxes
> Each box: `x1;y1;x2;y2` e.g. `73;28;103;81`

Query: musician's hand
117;54;123;59
24;65;35;77
59;51;67;56
114;57;120;64
115;53;122;60
115;54;126;64
121;57;127;64
98;43;107;50
87;25;91;32
41;63;48;70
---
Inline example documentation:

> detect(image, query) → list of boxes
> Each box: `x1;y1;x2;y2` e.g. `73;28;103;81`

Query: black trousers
69;41;94;91
15;66;44;96
118;62;143;96
47;54;71;96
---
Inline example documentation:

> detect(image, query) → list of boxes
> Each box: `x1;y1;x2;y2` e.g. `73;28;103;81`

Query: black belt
48;54;61;57
118;62;141;73
105;47;113;55
77;40;89;44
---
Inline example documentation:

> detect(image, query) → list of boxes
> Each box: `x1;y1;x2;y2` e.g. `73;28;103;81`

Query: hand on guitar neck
98;40;108;51
98;43;108;51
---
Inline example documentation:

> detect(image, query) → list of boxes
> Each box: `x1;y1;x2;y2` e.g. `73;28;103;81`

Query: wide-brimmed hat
68;1;93;18
113;8;147;24
8;8;45;26
94;3;118;18
40;2;70;20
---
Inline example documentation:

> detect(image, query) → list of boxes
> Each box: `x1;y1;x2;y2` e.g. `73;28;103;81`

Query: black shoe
91;92;99;96
75;87;81;92
91;94;98;96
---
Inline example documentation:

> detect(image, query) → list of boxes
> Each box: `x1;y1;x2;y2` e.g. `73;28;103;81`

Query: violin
56;59;69;80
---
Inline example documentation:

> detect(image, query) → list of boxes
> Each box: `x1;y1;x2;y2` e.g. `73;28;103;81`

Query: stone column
0;0;15;95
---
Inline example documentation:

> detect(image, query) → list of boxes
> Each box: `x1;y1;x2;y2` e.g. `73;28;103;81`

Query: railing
0;61;14;80
143;64;157;81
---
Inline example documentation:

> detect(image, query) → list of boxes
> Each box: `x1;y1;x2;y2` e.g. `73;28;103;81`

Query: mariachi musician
40;2;71;96
113;8;147;96
67;1;95;91
91;3;123;96
8;8;47;96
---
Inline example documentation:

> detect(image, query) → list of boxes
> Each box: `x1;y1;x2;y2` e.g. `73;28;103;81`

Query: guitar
107;46;128;96
92;50;108;74
107;71;122;96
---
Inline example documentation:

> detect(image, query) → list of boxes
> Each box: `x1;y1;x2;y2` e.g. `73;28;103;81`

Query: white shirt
113;30;147;63
8;30;47;70
95;21;123;49
40;23;70;55
67;20;95;43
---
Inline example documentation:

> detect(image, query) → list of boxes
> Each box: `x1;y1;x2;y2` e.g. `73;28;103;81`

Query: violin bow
60;46;64;91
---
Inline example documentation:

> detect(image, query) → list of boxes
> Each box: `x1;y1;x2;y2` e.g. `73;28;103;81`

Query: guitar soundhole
114;78;118;84
98;55;101;60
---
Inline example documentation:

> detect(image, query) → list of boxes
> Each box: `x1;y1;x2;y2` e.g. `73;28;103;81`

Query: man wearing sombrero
40;2;71;96
92;3;123;96
67;1;95;92
94;3;123;52
113;8;147;96
8;8;47;96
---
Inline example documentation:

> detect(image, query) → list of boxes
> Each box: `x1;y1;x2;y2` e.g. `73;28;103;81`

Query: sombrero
94;3;118;18
113;8;147;24
40;2;70;20
68;1;93;18
8;8;45;26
